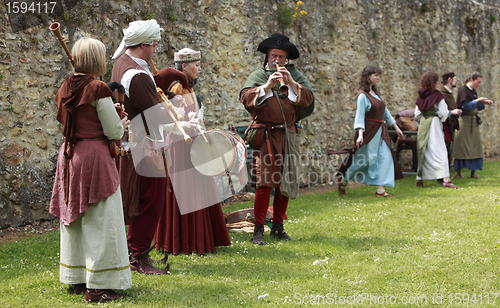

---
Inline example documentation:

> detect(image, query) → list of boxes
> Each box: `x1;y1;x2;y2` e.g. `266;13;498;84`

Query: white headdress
112;19;163;59
174;48;201;63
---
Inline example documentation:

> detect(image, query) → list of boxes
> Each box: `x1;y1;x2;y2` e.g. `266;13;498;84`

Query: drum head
190;130;236;176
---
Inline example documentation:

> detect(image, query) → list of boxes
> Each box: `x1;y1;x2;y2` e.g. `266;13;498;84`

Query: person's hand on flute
262;71;282;92
169;95;187;117
160;118;199;135
120;116;130;132
276;65;299;95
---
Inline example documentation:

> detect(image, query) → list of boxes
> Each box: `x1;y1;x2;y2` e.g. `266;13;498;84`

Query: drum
190;129;247;177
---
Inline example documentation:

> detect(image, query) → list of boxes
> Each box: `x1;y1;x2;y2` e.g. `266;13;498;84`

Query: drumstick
197;125;209;143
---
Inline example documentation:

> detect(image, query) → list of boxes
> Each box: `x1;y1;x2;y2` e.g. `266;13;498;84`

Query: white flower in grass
258;294;269;299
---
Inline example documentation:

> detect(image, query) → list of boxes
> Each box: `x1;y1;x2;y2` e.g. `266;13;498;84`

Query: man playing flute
240;33;314;245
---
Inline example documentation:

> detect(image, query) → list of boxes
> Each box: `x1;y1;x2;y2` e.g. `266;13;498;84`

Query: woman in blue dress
339;65;403;197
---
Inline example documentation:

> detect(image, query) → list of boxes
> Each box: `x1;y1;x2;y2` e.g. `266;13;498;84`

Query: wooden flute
157;87;192;144
275;64;288;94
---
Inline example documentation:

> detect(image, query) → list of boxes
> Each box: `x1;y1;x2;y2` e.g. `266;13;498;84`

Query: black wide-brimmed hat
257;33;300;60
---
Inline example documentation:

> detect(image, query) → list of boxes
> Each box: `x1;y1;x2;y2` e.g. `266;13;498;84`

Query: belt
366;118;383;123
255;122;286;130
270;124;286;130
366;118;386;146
462;114;477;133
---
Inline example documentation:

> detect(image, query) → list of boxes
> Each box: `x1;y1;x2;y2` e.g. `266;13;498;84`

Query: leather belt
270;124;286;130
462;114;477;133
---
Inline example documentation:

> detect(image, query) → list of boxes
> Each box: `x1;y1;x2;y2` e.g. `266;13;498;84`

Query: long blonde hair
72;37;106;76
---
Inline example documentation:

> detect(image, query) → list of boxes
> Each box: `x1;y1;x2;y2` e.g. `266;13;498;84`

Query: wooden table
389;129;418;175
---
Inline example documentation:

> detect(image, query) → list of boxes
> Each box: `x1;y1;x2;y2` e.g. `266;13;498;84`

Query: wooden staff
49;22;74;67
157;87;192;144
275;64;288;94
150;59;158;76
50;22;104;80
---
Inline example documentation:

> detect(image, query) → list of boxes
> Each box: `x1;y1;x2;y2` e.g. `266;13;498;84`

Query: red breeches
253;186;289;224
127;176;166;257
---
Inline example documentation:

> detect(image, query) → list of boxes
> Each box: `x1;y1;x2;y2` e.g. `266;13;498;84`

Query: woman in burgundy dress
154;48;231;255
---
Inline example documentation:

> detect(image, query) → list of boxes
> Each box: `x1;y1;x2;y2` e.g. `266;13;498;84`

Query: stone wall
1;0;499;228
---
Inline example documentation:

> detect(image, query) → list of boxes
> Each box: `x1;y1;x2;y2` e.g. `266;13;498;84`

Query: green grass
1;161;500;307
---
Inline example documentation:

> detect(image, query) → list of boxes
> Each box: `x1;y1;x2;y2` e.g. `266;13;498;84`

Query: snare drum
190;129;247;177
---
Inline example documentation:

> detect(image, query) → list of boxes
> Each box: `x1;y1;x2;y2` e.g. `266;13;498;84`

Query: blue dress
344;93;397;187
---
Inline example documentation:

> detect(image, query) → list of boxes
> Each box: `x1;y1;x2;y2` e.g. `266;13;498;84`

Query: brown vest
111;54;158;121
437;83;457;110
354;89;391;147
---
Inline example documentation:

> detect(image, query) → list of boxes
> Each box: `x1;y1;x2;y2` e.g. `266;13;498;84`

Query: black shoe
251;223;265;245
72;283;86;295
270;222;294;241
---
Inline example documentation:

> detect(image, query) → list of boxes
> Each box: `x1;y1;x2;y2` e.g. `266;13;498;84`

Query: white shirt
257;85;298;105
120;56;156;98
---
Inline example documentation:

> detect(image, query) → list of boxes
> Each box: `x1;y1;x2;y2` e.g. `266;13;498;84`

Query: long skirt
59;188;132;290
417;118;450;180
345;126;395;187
452;114;483;171
154;134;231;255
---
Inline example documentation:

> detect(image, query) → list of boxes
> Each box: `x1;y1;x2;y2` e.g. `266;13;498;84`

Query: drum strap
161;147;168;172
140;112;150;136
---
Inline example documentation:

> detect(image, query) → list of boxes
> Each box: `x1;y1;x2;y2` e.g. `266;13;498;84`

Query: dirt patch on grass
0;219;59;244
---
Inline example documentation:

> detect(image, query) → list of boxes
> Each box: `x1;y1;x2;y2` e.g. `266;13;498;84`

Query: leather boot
251;223;265;245
130;256;170;275
145;254;169;264
270;222;293;241
72;283;86;295
85;289;126;303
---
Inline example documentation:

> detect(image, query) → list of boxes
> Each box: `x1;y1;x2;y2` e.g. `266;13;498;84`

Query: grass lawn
1;161;499;307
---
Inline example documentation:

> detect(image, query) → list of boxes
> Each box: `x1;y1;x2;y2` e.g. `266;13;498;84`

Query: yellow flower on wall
280;1;307;24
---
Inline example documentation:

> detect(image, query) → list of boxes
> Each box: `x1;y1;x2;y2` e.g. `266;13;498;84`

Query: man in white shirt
111;19;168;275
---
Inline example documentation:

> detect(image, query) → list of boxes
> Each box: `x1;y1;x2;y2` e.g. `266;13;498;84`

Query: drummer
153;48;232;255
